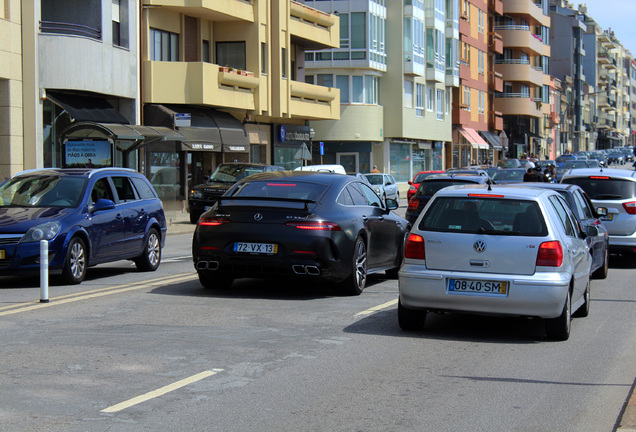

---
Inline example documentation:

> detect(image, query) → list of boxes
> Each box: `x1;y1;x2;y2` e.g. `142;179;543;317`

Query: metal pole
40;240;49;303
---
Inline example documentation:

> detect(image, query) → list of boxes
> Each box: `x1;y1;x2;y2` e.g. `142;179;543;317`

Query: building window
202;40;210;63
337;75;349;103
479;90;485;114
437;89;444;120
427;87;434;111
282;47;287;78
150;28;179;61
112;0;121;46
351;12;366;49
478;9;484;34
478;50;484;75
405;80;413;108
352;76;364;103
216;41;246;70
317;74;333;87
365;76;379;104
416;83;425;117
261;43;267;74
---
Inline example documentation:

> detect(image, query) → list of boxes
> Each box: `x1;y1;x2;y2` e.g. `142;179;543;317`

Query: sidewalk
164;212;196;236
618;384;636;431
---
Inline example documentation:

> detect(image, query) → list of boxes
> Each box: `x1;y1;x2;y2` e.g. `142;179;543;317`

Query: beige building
0;0;23;180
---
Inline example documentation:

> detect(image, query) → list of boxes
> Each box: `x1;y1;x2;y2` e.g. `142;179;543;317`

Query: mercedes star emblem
254;213;263;221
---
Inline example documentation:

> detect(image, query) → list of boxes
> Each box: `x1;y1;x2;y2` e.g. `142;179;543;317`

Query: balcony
503;0;550;26
490;0;503;16
494;94;543;118
142;61;258;111
144;0;255;22
495;26;549;56
494;60;543;87
289;1;339;50
489;70;503;92
289;81;340;120
489;31;504;54
489;110;504;130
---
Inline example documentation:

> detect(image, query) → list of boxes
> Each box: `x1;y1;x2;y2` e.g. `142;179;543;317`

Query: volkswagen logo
254;213;263;221
473;240;487;253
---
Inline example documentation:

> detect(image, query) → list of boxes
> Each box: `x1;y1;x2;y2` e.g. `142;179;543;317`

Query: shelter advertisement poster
65;140;111;168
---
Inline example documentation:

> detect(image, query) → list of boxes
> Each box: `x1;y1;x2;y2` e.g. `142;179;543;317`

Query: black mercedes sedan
192;171;410;295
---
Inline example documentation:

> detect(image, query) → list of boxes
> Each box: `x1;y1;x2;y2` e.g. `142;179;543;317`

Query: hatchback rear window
232;181;328;201
562;177;636;200
420;197;547;236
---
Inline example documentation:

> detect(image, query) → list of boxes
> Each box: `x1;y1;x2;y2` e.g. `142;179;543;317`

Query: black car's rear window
232;181;328;201
417;180;479;197
420;196;547;236
562;177;636;200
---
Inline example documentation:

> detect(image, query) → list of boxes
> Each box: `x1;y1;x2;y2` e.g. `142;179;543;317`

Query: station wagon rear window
420;197;547;236
563;177;636;200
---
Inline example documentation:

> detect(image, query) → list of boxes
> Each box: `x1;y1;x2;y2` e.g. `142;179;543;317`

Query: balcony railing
40;20;101;39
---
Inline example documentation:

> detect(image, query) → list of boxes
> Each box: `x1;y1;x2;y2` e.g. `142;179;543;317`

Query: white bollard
40;240;49;303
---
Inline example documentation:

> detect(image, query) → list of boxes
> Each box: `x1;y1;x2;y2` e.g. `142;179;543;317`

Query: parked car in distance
561;168;636;256
606;152;624;165
588;151;607;167
188;163;284;224
398;184;595;340
0;168;167;284
491;168;527;184
363;173;400;202
405;173;493;225
506;183;609;279
407;170;445;201
294;164;347;174
617;147;634;162
192;171;410;295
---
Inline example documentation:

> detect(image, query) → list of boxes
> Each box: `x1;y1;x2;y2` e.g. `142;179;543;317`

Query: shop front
272;124;314;170
310;141;372;174
389;140;444;183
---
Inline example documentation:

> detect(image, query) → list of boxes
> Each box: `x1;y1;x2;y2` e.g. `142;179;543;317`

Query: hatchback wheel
592;247;608;280
546;290;571;341
135;228;161;271
398;299;426;331
198;271;233;290
573;281;591;318
339;237;367;296
61;237;87;285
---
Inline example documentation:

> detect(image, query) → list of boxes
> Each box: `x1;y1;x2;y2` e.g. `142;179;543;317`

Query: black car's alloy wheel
135;228;161;271
61;237;87;285
340;237;367;296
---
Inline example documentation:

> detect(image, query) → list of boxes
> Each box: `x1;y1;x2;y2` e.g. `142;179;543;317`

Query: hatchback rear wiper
477;227;517;235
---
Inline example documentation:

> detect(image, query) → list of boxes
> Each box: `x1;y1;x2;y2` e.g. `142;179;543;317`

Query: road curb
617;380;636;431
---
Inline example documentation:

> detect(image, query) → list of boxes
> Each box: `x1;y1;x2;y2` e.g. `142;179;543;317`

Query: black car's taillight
285;221;342;231
407;198;420;211
198;217;230;226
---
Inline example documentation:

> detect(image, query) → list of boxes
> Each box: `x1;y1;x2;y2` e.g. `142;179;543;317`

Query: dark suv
0;168;166;284
405;173;493;225
188;163;284;223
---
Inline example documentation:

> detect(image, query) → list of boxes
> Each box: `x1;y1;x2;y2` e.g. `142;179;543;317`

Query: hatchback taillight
623;201;636;215
407;198;420;211
285;221;342;231
404;233;425;259
198;217;230;226
536;241;563;267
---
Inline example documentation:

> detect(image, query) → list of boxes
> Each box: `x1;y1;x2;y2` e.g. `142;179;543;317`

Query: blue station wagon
0;168;167;284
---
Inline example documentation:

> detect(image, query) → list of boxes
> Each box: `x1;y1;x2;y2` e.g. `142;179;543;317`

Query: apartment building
495;0;550;159
304;0;459;183
0;0;22;180
452;0;496;167
626;54;636;148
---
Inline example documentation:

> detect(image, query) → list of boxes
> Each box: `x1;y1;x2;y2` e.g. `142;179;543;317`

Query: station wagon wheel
339;237;367;296
573;280;591;318
135;228;161;271
61;237;87;285
198;271;233;290
546;290;571;341
398;299;426;331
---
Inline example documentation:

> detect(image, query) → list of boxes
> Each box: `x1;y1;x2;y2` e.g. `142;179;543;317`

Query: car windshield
0;175;87;208
207;164;262;183
563;161;589;169
562;177;636;200
364;174;384;185
231;180;328;201
419;180;478;196
420;196;547;236
492;170;525;182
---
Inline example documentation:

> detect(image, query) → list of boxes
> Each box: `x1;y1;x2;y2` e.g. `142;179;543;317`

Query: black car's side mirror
90;198;115;213
583;225;599;239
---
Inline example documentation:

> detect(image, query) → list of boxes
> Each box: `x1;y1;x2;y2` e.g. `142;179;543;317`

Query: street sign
294;143;312;161
320;142;324;156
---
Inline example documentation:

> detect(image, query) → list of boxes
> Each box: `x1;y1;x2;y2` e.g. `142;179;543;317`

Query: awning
479;131;503;150
457;127;489;149
525;131;543;140
61;122;185;151
47;91;130;124
144;104;249;153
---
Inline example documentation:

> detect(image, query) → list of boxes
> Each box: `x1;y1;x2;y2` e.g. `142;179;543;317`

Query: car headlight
374;187;381;194
22;221;62;243
190;190;203;199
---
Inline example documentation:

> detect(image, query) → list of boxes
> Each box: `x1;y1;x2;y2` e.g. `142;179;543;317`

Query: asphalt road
1;229;636;431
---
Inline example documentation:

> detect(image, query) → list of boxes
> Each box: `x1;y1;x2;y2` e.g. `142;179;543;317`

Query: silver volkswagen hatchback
398;184;596;340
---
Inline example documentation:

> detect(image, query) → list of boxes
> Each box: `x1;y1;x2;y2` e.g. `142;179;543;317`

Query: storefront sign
174;113;191;127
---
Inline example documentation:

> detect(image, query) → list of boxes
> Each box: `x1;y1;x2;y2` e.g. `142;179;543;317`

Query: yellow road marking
0;272;197;317
355;299;398;317
101;369;223;413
